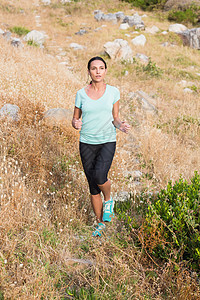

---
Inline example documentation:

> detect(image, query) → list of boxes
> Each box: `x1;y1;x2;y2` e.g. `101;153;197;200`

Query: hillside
0;0;200;299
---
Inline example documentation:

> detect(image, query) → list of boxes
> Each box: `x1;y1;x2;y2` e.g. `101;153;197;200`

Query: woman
72;56;130;237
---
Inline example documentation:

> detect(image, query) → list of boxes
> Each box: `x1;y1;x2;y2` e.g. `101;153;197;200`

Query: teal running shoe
92;223;106;237
102;197;115;222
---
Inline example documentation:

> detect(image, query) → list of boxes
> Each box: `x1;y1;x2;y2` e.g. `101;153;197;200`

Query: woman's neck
90;81;106;91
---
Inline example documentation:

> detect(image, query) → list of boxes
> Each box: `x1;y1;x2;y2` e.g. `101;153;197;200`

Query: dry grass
0;0;200;298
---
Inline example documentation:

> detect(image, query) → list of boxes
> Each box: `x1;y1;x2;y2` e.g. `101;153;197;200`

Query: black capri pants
79;141;116;195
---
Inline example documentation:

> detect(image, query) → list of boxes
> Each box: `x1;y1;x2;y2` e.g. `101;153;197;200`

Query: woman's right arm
72;107;82;130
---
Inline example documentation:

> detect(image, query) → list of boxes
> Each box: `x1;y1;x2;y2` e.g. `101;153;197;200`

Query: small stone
162;31;168;35
69;43;85;50
119;23;130;30
11;38;23;47
136;53;149;63
145;25;159;34
183;88;193;93
75;29;88;35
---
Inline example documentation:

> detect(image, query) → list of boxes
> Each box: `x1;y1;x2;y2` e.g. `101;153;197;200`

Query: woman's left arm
112;100;131;134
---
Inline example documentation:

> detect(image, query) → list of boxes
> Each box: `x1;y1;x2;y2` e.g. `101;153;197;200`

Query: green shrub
10;26;30;36
116;172;200;272
168;7;200;25
121;0;167;11
143;58;163;77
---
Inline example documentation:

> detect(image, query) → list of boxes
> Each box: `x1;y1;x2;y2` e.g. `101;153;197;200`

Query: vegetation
9;26;30;36
168;5;200;26
121;0;167;11
116;172;200;271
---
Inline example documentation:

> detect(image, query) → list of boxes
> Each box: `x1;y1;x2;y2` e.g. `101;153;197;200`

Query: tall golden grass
0;0;200;298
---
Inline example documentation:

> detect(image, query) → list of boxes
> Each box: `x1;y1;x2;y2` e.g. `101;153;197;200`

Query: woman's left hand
119;121;131;134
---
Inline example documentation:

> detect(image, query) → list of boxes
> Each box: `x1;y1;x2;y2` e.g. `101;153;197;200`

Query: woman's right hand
73;118;82;130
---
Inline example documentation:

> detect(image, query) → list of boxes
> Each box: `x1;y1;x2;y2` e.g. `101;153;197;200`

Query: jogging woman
72;56;130;237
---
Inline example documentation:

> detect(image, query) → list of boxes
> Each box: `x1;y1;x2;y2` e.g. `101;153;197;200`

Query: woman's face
88;60;107;83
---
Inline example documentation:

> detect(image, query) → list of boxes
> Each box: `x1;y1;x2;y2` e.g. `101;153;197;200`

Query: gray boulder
131;34;146;46
0;104;20;121
129;91;158;115
115;11;125;21
169;23;187;33
178;28;200;49
94;11;104;21
24;30;46;47
102;13;117;23
0;28;4;35
104;39;133;61
123;13;145;29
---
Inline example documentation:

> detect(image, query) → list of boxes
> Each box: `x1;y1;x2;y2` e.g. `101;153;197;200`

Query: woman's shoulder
106;84;120;94
76;87;86;95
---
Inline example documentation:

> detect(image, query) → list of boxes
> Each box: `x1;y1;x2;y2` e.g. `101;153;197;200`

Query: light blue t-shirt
75;84;120;144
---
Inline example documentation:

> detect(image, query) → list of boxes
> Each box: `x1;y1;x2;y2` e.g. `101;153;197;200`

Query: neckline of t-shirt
83;84;108;101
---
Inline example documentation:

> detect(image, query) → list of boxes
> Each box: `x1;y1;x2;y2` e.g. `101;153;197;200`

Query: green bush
116;172;200;272
121;0;167;11
168;7;200;25
10;26;30;36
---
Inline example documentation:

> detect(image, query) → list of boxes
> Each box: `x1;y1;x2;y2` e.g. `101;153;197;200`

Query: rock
0;104;20;121
43;108;72;124
41;0;51;4
69;43;85;50
102;13;117;23
115;11;125;21
164;0;200;11
75;29;88;35
178;28;200;49
113;191;130;202
94;11;104;21
178;80;194;87
136;53;149;63
24;30;46;47
119;23;130;30
104;39;133;61
123;13;145;29
0;28;4;35
162;31;168;35
125;34;131;37
183;88;193;93
131;34;146;46
161;42;169;47
129;91;158;114
11;38;23;47
3;31;11;41
169;23;187;33
61;0;72;3
124;70;129;76
145;25;159;34
93;10;102;15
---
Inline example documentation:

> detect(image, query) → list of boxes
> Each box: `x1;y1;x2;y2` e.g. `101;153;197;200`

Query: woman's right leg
79;142;103;223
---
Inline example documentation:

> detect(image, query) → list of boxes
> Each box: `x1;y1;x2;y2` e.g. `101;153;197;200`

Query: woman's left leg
93;142;116;201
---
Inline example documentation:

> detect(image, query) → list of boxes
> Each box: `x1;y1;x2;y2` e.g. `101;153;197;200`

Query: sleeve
113;87;120;104
75;91;82;109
